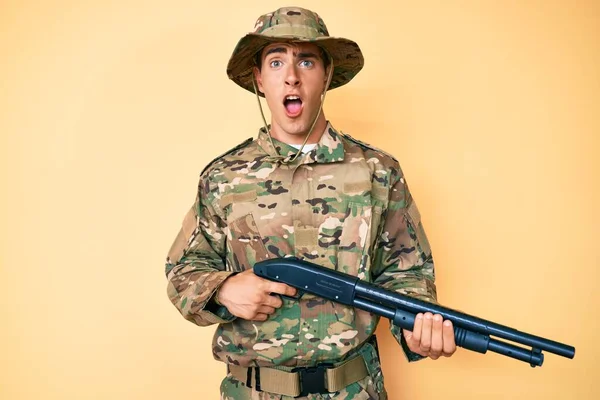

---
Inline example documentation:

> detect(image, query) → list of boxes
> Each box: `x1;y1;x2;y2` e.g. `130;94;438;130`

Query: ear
253;66;264;94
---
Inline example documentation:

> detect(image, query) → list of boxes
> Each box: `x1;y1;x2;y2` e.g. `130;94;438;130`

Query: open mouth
283;95;303;117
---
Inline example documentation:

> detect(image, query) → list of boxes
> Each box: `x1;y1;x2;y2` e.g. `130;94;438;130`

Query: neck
269;114;328;145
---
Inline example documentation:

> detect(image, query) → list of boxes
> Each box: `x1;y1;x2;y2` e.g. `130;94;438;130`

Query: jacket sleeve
165;173;236;326
371;163;437;362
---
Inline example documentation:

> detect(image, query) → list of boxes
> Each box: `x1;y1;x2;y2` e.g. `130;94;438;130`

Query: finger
265;281;297;297
408;313;423;350
283;284;297;297
419;312;433;353
258;305;276;315
263;294;283;309
442;320;457;356
251;313;268;322
429;314;444;359
411;313;424;341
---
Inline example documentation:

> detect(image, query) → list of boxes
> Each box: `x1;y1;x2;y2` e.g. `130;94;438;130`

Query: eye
299;60;314;68
270;60;282;68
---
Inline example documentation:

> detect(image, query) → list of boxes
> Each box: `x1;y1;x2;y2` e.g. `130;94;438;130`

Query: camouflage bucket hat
227;6;364;96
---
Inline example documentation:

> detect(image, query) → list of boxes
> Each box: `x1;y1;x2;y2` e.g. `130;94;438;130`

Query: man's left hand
402;312;457;360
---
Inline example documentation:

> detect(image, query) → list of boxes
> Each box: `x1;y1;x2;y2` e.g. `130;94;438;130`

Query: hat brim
226;34;364;96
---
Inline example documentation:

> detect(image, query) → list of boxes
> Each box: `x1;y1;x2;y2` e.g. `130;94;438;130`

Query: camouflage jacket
165;123;437;368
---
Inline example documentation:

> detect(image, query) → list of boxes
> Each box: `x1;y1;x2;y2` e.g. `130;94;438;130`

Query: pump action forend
253;257;575;367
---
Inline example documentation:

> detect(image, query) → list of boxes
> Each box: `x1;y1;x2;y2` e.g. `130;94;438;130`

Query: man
166;6;456;399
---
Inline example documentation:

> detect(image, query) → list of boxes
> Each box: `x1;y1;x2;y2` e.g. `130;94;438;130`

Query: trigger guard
277;290;304;301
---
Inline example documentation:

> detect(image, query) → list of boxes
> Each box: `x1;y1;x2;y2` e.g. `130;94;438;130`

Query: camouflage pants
219;373;387;400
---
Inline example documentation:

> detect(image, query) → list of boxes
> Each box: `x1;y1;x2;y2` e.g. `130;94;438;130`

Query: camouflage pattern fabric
165;123;437;397
226;6;364;96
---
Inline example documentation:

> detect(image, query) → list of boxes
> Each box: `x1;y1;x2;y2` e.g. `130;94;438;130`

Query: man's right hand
216;269;297;321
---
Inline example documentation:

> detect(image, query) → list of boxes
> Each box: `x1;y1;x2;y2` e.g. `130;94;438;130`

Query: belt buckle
292;363;334;397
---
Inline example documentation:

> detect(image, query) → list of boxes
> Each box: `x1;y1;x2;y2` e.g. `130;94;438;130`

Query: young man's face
254;42;329;142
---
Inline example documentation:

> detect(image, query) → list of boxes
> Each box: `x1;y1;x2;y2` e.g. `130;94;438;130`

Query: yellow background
1;1;598;399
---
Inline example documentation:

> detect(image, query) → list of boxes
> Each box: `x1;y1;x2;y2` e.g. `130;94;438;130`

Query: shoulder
199;137;255;178
340;131;401;171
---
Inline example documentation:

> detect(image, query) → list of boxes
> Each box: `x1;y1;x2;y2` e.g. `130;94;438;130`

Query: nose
285;64;300;87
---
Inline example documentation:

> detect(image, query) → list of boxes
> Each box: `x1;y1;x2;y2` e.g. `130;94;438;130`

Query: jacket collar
256;122;345;165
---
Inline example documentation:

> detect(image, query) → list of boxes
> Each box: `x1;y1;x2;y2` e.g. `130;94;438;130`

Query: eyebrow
264;47;288;57
263;47;320;60
297;52;319;59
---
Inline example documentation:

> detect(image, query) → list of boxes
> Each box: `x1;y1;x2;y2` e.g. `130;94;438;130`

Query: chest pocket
222;190;270;271
336;180;387;280
337;203;382;281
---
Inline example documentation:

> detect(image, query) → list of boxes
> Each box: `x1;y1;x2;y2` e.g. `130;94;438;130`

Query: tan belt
228;354;369;397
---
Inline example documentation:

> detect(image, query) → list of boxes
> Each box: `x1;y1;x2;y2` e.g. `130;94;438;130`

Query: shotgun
253;257;575;367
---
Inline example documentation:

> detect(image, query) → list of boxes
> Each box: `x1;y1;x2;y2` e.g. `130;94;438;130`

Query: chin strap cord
252;49;334;164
